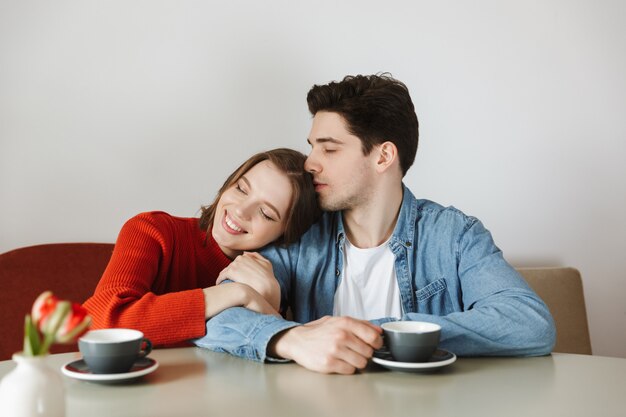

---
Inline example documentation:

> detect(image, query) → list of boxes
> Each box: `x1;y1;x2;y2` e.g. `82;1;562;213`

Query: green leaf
23;315;42;356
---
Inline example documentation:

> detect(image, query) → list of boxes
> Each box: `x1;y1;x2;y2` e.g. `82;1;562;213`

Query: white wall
1;1;624;358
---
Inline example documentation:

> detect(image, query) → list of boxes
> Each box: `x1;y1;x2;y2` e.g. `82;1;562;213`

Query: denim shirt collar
334;183;418;249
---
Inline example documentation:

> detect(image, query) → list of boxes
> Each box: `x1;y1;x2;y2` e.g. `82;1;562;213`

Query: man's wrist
267;327;296;360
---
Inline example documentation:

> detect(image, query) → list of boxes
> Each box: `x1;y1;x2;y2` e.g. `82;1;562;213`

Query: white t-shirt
333;237;403;320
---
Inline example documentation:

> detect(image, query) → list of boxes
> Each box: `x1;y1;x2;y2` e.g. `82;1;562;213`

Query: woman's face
212;160;293;258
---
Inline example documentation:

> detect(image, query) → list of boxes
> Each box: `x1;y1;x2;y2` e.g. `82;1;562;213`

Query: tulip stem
23;315;41;355
39;333;54;356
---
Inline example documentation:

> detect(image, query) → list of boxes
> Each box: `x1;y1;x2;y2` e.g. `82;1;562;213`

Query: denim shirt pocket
415;278;453;315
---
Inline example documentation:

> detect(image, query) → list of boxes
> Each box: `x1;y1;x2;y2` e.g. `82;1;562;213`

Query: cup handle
138;338;152;358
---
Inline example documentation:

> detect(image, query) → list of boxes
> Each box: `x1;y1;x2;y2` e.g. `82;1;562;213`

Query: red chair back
0;243;114;360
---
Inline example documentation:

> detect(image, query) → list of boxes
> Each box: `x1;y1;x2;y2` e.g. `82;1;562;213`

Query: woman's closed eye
259;208;277;222
236;183;248;194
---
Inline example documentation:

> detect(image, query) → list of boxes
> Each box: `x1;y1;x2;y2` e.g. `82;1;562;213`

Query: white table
1;348;625;417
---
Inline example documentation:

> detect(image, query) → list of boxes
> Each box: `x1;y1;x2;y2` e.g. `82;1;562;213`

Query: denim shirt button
406;241;412;247
335;268;340;276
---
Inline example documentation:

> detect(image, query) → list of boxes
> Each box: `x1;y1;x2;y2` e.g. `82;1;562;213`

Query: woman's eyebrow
241;175;282;220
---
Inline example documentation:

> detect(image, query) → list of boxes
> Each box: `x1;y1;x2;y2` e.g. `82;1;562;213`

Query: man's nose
304;153;320;174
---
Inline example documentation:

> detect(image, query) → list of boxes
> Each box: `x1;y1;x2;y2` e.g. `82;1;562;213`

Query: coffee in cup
381;321;441;362
78;328;152;374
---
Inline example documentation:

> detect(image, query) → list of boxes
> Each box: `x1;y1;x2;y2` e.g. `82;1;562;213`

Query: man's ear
375;141;399;173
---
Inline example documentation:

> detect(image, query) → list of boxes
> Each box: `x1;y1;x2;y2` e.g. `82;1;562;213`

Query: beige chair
0;243;114;360
517;267;592;355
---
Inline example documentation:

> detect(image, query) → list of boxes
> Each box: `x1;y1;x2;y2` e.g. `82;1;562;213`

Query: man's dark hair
307;73;419;176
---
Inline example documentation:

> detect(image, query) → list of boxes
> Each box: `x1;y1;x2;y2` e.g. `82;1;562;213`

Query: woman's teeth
225;215;243;232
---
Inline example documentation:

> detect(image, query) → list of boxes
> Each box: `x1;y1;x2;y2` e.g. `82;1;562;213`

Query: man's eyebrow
307;137;344;145
240;175;281;220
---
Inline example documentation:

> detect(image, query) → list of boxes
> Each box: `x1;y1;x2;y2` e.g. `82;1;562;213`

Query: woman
83;148;320;347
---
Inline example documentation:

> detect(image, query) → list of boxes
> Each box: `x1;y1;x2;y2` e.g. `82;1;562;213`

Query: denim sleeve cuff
193;307;302;363
252;316;300;363
369;317;398;327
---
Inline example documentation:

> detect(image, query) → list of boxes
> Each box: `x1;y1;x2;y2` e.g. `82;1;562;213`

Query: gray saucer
62;357;158;384
372;348;456;373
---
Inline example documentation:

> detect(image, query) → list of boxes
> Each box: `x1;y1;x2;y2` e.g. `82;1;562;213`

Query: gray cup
78;329;152;374
381;321;441;362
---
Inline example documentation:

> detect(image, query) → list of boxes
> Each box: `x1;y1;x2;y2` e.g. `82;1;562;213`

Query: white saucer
61;357;158;383
372;349;456;373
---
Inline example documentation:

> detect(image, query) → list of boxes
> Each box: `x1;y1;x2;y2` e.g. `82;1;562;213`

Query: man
194;74;556;374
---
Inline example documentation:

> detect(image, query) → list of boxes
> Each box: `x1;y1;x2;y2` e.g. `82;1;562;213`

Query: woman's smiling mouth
223;212;247;234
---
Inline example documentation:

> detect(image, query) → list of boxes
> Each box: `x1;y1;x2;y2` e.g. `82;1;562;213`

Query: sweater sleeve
83;213;207;346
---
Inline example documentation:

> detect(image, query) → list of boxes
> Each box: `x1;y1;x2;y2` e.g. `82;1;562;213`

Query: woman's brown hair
199;148;321;245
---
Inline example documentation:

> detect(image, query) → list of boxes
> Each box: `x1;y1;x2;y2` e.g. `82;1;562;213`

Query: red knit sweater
83;211;231;347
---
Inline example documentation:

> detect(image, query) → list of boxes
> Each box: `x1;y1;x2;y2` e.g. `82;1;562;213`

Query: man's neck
342;182;404;248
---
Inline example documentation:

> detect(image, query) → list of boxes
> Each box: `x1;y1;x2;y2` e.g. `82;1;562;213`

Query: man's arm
374;218;556;357
192;243;298;362
193;306;299;362
193;235;384;373
373;289;555;357
268;316;383;374
194;307;383;373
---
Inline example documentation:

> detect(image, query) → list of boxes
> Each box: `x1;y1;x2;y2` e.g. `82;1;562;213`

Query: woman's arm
203;283;279;318
82;213;210;346
83;213;279;347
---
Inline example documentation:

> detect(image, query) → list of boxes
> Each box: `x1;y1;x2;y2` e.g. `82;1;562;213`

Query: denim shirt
193;185;556;361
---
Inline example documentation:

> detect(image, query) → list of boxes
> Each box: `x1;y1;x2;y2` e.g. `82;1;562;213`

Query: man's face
305;111;377;211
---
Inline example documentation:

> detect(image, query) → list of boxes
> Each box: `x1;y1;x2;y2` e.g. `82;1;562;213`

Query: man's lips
313;181;327;192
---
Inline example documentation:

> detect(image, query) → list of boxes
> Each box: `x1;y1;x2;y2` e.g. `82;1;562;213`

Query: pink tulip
56;302;91;344
31;291;59;329
24;291;92;355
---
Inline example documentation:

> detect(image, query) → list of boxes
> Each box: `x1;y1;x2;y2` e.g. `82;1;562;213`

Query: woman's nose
233;201;253;220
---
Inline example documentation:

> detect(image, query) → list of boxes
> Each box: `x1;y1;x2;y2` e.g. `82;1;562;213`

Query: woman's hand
202;282;279;319
216;252;281;311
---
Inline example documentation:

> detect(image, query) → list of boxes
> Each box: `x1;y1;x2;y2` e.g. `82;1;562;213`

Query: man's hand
216;252;281;311
268;316;383;374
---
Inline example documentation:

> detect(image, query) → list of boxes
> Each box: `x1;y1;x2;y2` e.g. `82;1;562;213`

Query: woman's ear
375;141;399;174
